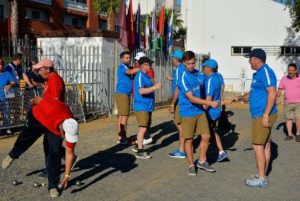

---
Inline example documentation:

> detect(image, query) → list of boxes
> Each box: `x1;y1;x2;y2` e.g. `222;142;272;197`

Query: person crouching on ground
132;57;162;159
2;97;79;198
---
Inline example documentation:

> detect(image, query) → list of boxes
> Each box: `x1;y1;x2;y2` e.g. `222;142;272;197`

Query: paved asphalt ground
0;104;299;201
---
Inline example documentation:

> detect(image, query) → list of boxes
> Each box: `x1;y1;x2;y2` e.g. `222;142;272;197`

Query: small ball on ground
76;180;82;186
12;180;18;186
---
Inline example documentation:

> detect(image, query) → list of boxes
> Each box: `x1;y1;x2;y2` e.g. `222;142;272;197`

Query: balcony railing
30;0;52;5
64;1;88;13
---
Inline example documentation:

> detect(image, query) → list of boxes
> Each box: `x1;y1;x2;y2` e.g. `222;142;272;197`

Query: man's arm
232;92;250;102
139;83;162;95
169;87;179;113
186;92;219;108
126;68;140;75
276;89;283;104
31;96;43;105
61;146;74;189
261;87;276;127
22;73;34;88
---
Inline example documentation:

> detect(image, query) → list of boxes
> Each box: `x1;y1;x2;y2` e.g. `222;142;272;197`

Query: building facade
0;0;109;38
186;0;300;92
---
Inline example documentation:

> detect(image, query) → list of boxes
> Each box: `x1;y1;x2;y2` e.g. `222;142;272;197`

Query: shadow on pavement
276;121;297;137
70;151;137;193
147;120;179;153
266;141;278;176
192;108;239;164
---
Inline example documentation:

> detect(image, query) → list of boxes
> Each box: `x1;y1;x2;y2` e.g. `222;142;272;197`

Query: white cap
62;118;79;143
134;52;146;61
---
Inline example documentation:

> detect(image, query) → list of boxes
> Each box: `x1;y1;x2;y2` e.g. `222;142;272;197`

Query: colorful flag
134;3;141;50
157;6;165;36
144;15;150;50
167;10;173;54
126;0;134;52
157;6;165;52
118;0;128;50
151;9;158;50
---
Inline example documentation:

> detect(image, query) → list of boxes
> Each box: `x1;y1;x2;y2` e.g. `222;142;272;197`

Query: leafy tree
285;0;300;31
92;0;121;31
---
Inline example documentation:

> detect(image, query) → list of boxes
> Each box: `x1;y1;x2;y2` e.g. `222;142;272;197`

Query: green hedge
1;57;13;65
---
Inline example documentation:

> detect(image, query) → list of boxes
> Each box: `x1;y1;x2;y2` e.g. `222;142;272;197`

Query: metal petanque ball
33;182;45;188
57;183;64;191
76;180;82;186
12;179;18;186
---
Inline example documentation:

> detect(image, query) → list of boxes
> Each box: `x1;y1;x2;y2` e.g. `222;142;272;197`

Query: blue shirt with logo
178;69;205;117
171;63;185;97
115;64;133;95
134;71;155;112
249;64;277;118
205;73;222;120
0;72;14;101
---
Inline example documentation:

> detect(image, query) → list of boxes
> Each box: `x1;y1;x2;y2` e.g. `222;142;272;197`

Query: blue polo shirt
0;72;14;101
178;69;205;117
249;64;277;118
216;72;225;85
205;73;222;120
115;64;133;95
171;63;185;97
133;71;155;112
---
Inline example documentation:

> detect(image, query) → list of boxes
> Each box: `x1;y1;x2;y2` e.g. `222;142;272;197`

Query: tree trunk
11;0;18;53
107;10;115;31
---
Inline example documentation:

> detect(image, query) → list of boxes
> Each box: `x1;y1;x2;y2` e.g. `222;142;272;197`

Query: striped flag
167;10;173;54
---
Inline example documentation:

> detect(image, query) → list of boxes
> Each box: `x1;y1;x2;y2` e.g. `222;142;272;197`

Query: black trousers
9;111;63;189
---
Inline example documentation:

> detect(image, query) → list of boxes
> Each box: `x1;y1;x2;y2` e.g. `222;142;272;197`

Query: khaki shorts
252;113;278;145
174;104;182;124
284;103;300;120
182;113;210;139
135;112;152;127
115;94;130;116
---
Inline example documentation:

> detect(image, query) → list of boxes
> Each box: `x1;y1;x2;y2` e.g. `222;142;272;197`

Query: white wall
187;0;300;92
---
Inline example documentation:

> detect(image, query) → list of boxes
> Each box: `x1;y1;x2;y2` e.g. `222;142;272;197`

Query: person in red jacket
32;59;72;179
2;97;79;198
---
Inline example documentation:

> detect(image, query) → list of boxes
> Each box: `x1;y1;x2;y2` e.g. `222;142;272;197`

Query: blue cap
201;59;218;69
244;48;266;61
170;50;183;60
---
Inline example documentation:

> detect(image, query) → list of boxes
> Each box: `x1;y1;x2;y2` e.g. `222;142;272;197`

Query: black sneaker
37;169;48;179
188;165;196;176
135;150;151;159
196;161;216;173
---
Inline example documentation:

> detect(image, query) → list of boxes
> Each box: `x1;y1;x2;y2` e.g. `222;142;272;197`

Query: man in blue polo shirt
202;59;228;162
165;50;186;159
178;51;219;176
115;51;140;145
132;57;162;159
233;48;277;188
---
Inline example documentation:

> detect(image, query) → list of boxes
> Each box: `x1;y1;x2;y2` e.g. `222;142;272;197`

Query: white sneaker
143;138;153;145
49;188;59;198
2;155;14;169
6;129;12;134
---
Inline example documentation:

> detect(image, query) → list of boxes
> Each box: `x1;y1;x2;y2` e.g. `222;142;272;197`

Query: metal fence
0;85;86;131
1;39;211;131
